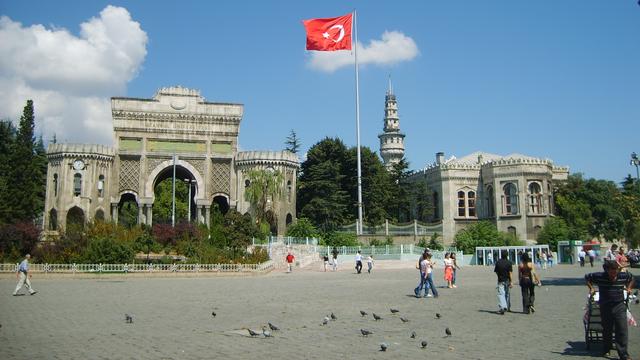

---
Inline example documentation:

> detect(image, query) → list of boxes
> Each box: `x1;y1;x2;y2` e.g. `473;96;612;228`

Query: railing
339;220;443;236
252;236;319;246
0;260;276;274
322;245;463;265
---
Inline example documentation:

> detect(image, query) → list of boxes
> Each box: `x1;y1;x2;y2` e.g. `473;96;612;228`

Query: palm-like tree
244;169;284;227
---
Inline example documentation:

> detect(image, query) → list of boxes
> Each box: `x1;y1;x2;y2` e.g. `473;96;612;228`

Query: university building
379;83;569;244
43;87;299;236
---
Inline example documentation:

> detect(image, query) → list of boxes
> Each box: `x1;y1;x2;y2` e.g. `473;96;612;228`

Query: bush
453;221;503;254
537;217;570;252
286;218;320;238
427;233;444;251
320;232;360;247
84;236;135;263
0;221;41;261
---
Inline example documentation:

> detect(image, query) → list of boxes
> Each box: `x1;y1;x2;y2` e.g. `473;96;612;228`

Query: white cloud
307;31;419;73
0;5;147;144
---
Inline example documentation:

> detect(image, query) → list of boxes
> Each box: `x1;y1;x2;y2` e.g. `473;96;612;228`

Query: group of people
413;250;461;298
493;250;541;315
578;247;598;267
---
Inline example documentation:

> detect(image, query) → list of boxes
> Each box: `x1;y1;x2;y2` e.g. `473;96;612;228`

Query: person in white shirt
587;248;596;267
355;251;363;274
578;248;586;267
13;254;37;296
366;255;374;274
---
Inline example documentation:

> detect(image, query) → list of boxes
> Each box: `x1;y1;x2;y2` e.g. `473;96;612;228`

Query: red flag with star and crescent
302;13;352;51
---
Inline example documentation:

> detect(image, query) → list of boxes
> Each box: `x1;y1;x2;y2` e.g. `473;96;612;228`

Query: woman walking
444;253;454;288
451;253;461;288
518;252;540;314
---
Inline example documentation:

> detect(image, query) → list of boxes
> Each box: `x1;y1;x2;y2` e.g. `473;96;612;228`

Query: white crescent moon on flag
328;24;345;42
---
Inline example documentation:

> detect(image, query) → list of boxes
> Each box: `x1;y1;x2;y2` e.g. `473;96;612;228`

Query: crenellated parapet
47;143;115;163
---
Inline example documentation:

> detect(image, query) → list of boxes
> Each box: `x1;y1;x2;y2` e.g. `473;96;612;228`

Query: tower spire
378;79;405;171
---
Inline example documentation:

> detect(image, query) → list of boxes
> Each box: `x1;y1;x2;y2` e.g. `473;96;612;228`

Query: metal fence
340;220;443;236
252;236;319;246
0;261;275;274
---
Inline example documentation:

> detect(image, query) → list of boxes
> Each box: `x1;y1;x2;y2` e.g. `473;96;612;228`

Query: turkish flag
302;13;352;51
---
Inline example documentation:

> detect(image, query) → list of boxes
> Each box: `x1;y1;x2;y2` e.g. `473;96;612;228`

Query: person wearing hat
13;254;38;296
585;260;635;359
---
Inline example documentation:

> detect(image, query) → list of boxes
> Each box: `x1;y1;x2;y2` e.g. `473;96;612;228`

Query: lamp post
185;179;195;222
631;152;640;189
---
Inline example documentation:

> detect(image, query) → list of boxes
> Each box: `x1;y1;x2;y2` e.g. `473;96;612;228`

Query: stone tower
378;77;405;170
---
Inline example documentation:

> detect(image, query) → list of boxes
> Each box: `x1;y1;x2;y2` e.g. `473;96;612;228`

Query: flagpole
353;9;363;236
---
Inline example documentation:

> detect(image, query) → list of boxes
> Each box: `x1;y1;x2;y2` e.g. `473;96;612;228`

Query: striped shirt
585;271;634;305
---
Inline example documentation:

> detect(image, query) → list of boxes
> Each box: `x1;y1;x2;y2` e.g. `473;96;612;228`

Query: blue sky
1;1;639;182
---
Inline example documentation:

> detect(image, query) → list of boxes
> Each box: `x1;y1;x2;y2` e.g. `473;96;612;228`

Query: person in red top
286;252;295;273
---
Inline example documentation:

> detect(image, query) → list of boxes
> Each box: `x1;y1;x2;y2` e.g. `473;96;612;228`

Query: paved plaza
1;262;638;359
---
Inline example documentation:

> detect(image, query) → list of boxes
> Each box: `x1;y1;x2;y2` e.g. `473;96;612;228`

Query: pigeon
445;327;452;337
247;328;260;337
400;317;409;323
360;329;373;337
435;313;441;319
268;322;279;331
373;313;382;321
635;299;639;305
360;310;368;317
322;316;330;326
380;343;388;352
262;326;272;337
390;308;399;314
421;340;428;348
211;311;217;317
330;312;337;321
125;314;133;323
410;331;417;339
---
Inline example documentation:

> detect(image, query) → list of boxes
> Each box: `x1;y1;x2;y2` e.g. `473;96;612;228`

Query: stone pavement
0;263;638;359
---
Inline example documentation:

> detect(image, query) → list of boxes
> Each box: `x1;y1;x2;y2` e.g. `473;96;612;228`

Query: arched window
468;191;476;217
528;182;542;214
73;173;82;196
287;180;292;202
486;185;495;217
245;179;250;188
98;175;105;198
95;209;105;222
457;191;466;217
507;226;517;237
503;183;518;215
53;174;58;197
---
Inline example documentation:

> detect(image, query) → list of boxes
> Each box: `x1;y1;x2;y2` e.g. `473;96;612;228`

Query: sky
1;1;639;182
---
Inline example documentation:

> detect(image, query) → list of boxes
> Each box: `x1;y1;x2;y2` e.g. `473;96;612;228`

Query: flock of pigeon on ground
123;307;453;352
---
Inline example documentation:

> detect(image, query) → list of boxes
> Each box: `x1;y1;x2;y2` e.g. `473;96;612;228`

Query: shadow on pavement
550;341;603;357
539;277;586;286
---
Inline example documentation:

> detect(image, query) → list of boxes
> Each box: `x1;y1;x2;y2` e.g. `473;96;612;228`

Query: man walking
285;251;295;273
578;248;586;267
331;247;339;271
355;251;363;274
13;254;37;296
587;248;596;267
494;250;512;314
586;260;634;359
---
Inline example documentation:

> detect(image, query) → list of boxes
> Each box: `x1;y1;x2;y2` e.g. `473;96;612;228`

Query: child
285;252;295;273
323;255;329;272
367;255;374;274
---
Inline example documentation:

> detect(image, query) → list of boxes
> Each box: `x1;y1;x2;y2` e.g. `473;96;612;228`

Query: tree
8;100;47;222
152;179;188;224
244;168;284;227
536;217;569;252
388;158;412;222
285;218;320;238
0;121;16;224
298;138;351;232
284;129;301;154
453;221;504;254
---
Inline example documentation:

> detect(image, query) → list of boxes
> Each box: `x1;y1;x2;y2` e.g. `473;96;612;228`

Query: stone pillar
204;205;211;227
112;204;119;225
196;206;202;225
138;205;145;225
147;204;153;226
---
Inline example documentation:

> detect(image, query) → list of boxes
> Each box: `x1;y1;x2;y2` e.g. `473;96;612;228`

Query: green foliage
536;217;570;252
222;210;260;249
1;101;47;223
153;179;188;224
453;221;504;254
0;222;41;261
285;218;320;238
244;169;284;226
298;138;352;232
320;231;360;247
118;200;139;229
427;232;444;251
284;129;301;154
84;236;135;263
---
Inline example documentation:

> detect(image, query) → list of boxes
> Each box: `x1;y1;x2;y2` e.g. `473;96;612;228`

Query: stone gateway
43;87;299;235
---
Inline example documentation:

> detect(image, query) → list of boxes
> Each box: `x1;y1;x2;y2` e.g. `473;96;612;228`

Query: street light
184;179;196;222
631;152;640;189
